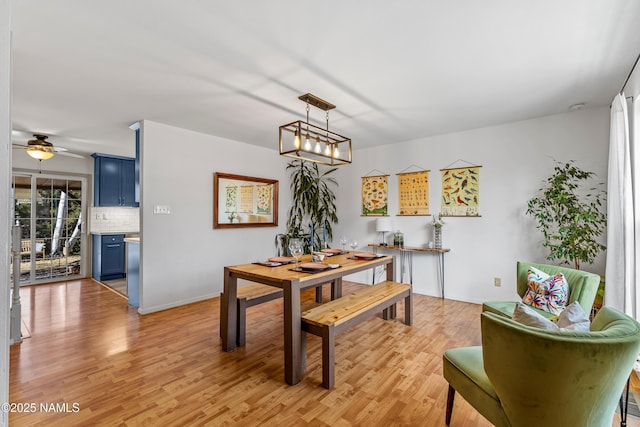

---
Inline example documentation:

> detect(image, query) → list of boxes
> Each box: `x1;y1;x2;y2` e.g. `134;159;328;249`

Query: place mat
253;261;287;267
290;263;341;274
348;252;384;260
321;248;343;255
253;257;296;267
268;256;294;263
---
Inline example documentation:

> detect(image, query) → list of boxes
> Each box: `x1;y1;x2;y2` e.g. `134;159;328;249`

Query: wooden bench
301;280;412;389
220;283;284;347
220;280;340;347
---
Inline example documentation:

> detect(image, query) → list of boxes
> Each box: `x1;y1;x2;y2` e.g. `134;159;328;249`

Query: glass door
11;175;32;283
10;173;86;285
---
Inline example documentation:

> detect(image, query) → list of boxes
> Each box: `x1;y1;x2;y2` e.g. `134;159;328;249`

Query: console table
368;244;450;299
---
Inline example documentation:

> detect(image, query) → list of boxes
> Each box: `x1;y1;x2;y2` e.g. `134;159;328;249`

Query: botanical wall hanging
361;171;389;216
256;185;272;214
440;162;481;217
397;167;430;216
240;185;253;213
225;186;237;213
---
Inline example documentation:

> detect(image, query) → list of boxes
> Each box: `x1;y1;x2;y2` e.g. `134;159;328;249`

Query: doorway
11;173;87;285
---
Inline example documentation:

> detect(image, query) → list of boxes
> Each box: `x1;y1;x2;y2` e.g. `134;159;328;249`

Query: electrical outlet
494;277;501;287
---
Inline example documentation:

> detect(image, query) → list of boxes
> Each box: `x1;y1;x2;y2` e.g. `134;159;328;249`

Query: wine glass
349;239;358;252
340;236;348;252
288;238;303;269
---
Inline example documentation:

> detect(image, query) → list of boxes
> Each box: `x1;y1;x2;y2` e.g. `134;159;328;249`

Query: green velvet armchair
443;306;640;427
482;261;601;319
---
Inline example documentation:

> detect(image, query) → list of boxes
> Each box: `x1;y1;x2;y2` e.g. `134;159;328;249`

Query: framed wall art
213;172;278;228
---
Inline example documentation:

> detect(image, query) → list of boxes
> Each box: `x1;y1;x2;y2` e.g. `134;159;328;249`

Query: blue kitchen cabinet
126;239;140;308
92;154;138;207
92;234;126;281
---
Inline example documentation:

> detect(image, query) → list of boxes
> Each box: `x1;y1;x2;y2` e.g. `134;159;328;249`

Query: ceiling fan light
26;135;55;160
26;145;55;160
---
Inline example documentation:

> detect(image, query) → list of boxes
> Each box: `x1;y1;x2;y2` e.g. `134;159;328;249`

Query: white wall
138;108;609;311
139;121;291;313
1;0;11;424
332;107;610;304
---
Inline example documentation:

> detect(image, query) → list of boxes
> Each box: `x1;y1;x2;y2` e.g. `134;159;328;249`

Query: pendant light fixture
26;134;55;160
279;93;352;165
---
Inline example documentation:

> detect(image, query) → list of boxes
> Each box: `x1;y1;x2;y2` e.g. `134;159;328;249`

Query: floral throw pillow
521;266;569;315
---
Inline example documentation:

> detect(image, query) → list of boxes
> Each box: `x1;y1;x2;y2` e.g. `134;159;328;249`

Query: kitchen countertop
91;231;140;236
124;237;140;243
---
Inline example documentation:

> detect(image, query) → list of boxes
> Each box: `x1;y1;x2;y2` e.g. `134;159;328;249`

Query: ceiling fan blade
56;151;86;159
12;142;85;159
53;146;86;158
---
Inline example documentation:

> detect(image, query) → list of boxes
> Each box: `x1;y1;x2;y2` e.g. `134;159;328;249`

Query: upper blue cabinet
92;153;139;207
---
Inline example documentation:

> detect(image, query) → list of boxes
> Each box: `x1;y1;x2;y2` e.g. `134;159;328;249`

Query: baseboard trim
137;292;218;314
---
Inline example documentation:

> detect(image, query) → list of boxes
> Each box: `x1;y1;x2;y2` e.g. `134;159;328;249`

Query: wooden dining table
220;252;395;385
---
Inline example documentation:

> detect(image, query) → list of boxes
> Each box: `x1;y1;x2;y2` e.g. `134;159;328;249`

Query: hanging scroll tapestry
225;186;237;213
256;184;272;214
240;185;254;213
397;170;430;215
361;175;388;216
441;166;480;216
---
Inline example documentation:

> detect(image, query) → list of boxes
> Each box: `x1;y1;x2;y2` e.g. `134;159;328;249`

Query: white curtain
604;92;637;318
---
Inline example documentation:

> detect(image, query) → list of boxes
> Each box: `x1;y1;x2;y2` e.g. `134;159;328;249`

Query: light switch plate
153;205;171;215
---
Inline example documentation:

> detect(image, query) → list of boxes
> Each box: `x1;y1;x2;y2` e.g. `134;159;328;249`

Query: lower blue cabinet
92;234;125;281
126;241;140;308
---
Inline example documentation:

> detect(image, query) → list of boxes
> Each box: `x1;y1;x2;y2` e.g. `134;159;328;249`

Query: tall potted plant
525;160;606;270
278;159;338;254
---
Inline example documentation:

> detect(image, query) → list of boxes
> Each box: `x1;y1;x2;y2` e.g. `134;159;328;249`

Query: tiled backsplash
90;207;140;234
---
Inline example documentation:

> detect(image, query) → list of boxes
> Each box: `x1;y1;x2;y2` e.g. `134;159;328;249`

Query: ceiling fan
12;134;85;160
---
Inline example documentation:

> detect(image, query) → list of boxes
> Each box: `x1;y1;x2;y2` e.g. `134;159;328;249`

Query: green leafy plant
281;159;338;253
526;161;606;270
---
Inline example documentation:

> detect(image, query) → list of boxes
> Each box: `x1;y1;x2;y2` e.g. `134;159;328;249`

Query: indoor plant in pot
276;159;339;255
525;160;606;270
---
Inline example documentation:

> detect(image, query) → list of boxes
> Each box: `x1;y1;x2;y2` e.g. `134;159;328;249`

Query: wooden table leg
283;280;303;385
383;258;396;320
387;257;395;282
331;278;343;300
221;267;238;352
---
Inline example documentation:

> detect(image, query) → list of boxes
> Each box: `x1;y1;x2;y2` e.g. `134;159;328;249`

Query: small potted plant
431;213;445;248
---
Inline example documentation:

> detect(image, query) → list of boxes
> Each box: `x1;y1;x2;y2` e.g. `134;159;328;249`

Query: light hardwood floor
9;279;636;426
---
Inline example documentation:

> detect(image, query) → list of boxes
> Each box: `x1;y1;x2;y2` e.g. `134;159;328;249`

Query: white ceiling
10;1;640;156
